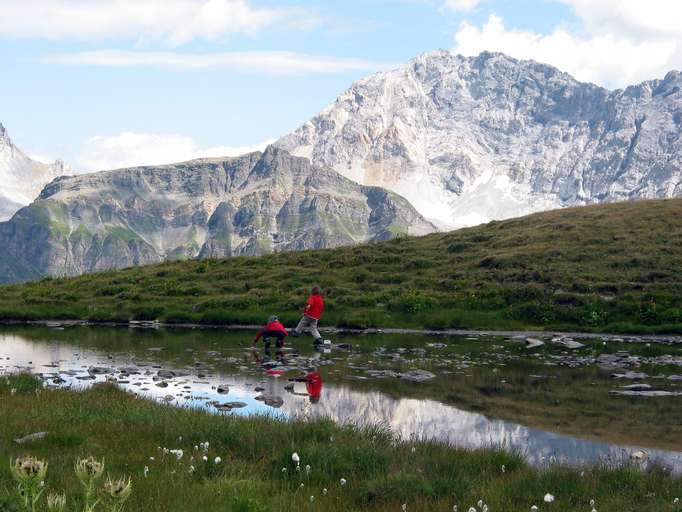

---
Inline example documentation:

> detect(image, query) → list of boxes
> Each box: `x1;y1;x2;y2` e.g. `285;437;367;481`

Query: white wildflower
544;493;555;503
214;457;221;464
322;488;327;495
340;478;347;486
292;452;300;464
143;466;149;478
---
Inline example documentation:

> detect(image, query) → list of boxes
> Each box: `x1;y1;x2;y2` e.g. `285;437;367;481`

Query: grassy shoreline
1;199;682;334
1;374;681;511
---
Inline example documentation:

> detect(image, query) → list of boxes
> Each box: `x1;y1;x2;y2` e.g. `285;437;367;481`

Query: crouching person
253;315;288;349
292;286;325;346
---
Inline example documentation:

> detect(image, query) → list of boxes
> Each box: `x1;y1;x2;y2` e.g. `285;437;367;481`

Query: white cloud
453;14;679;88
43;50;394;75
0;0;320;45
556;0;682;39
75;132;275;172
442;0;484;13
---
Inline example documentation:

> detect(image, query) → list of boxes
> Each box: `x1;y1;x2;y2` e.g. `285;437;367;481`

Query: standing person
253;315;288;349
292;286;325;345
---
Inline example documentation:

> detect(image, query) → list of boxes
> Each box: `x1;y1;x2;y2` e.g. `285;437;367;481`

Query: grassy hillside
1;199;681;333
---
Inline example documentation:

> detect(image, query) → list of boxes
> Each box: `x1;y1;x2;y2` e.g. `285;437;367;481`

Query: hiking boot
313;338;324;346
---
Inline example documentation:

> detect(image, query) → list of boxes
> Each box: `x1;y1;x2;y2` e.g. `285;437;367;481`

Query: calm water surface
2;325;682;472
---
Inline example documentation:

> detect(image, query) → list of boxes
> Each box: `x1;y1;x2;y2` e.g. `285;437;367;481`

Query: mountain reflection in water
1;330;681;473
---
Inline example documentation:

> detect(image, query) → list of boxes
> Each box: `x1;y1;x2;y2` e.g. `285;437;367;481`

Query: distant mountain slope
0;198;680;334
0;146;434;284
0;122;65;221
277;50;682;228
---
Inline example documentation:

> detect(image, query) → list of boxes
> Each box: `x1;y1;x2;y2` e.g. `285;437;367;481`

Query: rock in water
0;147;434;284
610;389;682;397
619;384;652;391
255;395;285;408
611;371;649;380
399;370;436;382
552;338;585;349
277;51;682;229
525;338;545;349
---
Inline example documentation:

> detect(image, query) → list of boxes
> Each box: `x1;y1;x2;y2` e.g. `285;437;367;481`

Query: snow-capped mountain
0;122;66;221
277;50;682;228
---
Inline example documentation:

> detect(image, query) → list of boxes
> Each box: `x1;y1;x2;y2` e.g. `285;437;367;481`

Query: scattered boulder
87;366;113;375
14;432;47;444
630;450;648;460
214;401;247;411
157;370;187;379
619;384;652;391
426;342;447;349
255;395;284;408
399;369;436;382
611;371;648;380
610;390;682;397
525;338;545;349
552;338;585;349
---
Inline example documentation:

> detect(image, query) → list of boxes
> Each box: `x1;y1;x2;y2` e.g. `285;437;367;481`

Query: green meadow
1;199;681;334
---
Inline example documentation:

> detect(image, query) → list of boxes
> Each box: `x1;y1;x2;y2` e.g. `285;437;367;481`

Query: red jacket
304;294;325;320
254;320;288;342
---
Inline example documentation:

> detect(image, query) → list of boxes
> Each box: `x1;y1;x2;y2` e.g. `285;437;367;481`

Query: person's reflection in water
265;346;286;363
288;366;323;404
251;346;288;377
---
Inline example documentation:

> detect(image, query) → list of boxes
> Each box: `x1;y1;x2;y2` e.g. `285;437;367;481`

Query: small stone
14;432;47;444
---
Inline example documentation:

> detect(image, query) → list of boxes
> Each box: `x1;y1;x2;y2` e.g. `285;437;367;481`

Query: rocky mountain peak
0;122;68;221
0;147;435;284
277;50;682;228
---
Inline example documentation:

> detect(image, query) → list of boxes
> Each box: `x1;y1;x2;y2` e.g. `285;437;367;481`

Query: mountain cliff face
0;123;66;221
276;50;682;228
0;146;434;284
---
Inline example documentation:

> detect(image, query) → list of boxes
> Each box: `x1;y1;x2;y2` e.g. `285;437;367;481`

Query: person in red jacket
253;315;288;349
292;286;325;345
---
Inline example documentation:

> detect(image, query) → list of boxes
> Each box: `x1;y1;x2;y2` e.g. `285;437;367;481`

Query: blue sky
1;0;680;171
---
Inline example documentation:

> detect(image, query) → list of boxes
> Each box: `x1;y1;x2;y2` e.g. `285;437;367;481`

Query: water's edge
1;319;681;344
